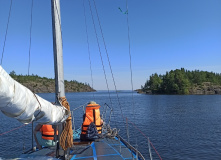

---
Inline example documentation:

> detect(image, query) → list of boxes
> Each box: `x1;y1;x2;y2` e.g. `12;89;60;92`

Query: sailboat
0;0;146;159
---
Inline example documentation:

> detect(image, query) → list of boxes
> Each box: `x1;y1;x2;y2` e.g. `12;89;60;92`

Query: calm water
0;91;221;159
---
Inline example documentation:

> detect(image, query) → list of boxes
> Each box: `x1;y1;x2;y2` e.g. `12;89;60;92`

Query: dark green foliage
142;68;221;94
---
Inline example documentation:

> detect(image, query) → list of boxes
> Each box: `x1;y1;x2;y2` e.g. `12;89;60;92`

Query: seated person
34;124;56;149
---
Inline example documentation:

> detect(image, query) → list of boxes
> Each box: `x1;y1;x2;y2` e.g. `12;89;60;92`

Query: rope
0;123;29;136
33;92;41;108
1;0;13;65
32;92;43;121
102;122;119;139
83;0;95;100
28;0;34;75
127;118;163;160
59;97;73;150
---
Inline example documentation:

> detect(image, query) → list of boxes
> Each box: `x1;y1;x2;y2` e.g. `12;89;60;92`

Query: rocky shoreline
137;82;221;95
10;73;96;93
21;81;95;93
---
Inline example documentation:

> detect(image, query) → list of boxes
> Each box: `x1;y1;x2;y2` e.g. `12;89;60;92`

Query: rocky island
139;68;221;95
9;71;95;93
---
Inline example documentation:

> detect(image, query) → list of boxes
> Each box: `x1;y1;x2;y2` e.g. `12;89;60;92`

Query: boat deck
70;137;135;160
20;137;140;160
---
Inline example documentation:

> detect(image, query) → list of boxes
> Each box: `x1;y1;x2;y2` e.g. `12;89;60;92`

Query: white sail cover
0;65;69;124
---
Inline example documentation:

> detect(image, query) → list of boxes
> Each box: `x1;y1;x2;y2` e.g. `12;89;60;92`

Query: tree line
141;68;221;94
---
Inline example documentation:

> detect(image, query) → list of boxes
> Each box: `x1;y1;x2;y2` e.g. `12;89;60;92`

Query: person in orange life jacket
34;124;56;150
81;101;104;140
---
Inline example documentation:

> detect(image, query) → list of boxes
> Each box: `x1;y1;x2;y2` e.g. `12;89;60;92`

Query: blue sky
0;0;221;90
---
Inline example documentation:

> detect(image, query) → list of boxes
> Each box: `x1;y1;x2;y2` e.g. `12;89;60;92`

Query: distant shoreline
136;85;221;95
9;72;96;93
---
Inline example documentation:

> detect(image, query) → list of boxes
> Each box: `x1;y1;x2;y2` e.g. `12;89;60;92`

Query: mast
51;0;73;153
51;0;65;103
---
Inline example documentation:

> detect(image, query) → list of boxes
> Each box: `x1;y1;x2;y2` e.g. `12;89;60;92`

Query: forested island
140;68;221;95
9;71;95;93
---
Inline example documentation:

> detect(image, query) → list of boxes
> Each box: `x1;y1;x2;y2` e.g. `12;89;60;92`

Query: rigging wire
0;124;28;136
28;0;34;75
91;0;126;125
83;0;95;100
1;0;13;65
87;0;122;132
125;0;138;151
89;2;132;149
0;124;30;153
82;0;119;131
87;0;113;106
0;123;31;155
88;0;123;132
127;119;163;160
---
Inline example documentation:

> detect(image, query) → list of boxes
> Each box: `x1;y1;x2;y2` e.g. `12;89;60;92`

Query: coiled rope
102;123;119;139
59;97;73;150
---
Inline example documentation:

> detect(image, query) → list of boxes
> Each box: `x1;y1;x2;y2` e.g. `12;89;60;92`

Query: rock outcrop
188;82;221;95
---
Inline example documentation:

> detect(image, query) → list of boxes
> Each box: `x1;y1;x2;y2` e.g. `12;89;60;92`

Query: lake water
0;91;221;159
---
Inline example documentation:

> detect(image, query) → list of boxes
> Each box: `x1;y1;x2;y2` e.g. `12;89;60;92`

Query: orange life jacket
81;103;102;135
40;125;57;140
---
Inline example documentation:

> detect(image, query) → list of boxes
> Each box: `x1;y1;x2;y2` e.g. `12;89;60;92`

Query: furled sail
0;65;69;124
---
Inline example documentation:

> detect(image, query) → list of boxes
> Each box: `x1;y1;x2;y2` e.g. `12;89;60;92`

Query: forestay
0;65;69;124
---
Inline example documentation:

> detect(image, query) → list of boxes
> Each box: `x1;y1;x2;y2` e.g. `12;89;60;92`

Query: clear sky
0;0;221;90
